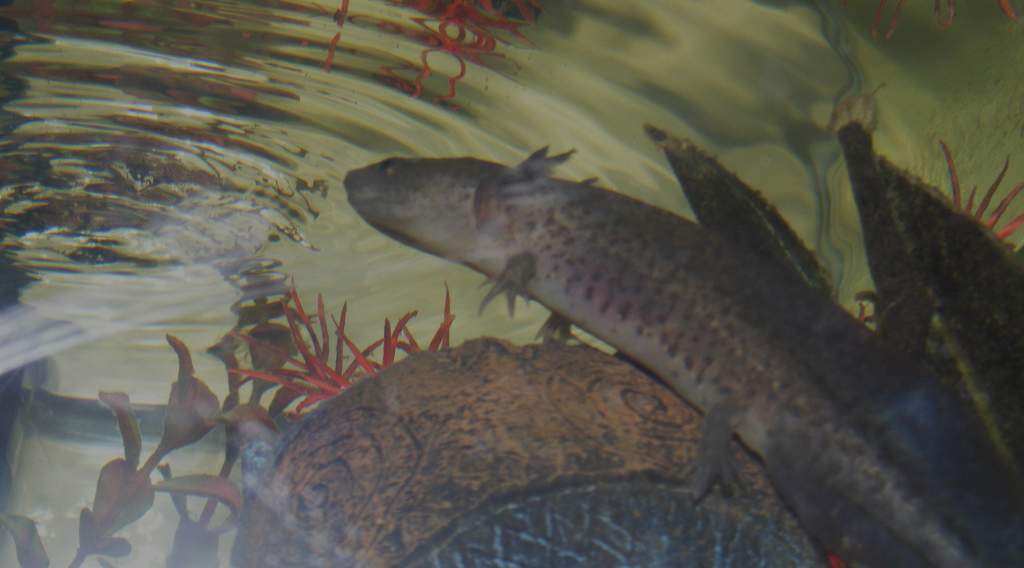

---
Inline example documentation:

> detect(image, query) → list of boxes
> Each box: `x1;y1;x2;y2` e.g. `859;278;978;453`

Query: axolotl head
343;148;573;272
344;155;504;266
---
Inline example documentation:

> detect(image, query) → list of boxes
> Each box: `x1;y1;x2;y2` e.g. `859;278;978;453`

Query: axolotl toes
344;148;1024;567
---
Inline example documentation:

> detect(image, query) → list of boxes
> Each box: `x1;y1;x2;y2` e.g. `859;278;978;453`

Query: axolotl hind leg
687;401;747;503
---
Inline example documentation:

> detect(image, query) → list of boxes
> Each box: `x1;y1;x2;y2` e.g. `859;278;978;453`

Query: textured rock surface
234;338;819;567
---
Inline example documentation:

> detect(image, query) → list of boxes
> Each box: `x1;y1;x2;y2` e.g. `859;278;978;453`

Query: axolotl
343;148;1024;567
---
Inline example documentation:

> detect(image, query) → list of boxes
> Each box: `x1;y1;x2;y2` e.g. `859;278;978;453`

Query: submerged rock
234;338;819;567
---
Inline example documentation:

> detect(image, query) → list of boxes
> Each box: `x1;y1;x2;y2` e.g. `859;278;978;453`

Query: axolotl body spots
344;148;1024;567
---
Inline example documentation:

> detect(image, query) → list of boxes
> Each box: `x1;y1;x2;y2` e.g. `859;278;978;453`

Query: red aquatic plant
847;1;1018;39
233;286;455;415
325;0;350;72
939;141;1024;241
328;1;538;106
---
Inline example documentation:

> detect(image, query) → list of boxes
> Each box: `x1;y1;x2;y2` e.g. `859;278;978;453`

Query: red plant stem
289;289;323;359
317;295;331;364
935;0;956;28
324;0;349;73
999;0;1019;20
939;140;962;209
988;181;1024;228
284;308;336;383
334;302;348;374
884;0;908;39
233;368;315;393
996;213;1024;240
383;319;396;366
975;156;1010;220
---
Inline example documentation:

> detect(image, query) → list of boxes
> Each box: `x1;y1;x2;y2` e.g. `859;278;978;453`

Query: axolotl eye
376;158;398;176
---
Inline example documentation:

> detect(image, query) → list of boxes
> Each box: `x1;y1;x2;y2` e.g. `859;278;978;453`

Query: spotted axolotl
343;148;1024;567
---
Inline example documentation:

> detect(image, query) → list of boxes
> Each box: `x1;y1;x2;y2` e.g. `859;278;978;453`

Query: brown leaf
161;335;220;456
247;322;295;371
0;513;49;568
154;475;241;533
218;403;277;432
94;537;131;558
77;508;97;553
91;459;154;536
267;386;302;417
98;392;141;470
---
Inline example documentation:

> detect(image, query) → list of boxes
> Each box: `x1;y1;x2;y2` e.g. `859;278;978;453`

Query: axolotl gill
343;148;1024;567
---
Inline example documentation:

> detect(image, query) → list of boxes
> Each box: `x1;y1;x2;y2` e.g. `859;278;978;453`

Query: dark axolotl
343;148;1024;567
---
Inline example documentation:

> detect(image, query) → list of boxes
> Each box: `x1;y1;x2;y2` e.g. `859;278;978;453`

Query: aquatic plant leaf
0;513;49;568
154;475;241;533
218;403;277;433
157;464;190;519
161;335;220;456
74;509;132;567
268;385;302;417
428;285;455;351
247;322;294;372
94;537;131;558
167;517;219;568
91;458;155;536
98;392;141;470
644;124;832;294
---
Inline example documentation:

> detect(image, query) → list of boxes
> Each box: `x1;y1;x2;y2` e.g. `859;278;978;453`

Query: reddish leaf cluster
939;141;1024;241
233;286;455;415
848;0;1019;40
69;336;241;568
327;1;541;107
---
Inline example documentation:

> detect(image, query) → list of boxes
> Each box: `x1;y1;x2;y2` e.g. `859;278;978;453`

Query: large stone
233;338;819;567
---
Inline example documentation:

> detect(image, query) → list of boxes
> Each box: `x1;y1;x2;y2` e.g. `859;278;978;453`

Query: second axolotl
343;148;1024;567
